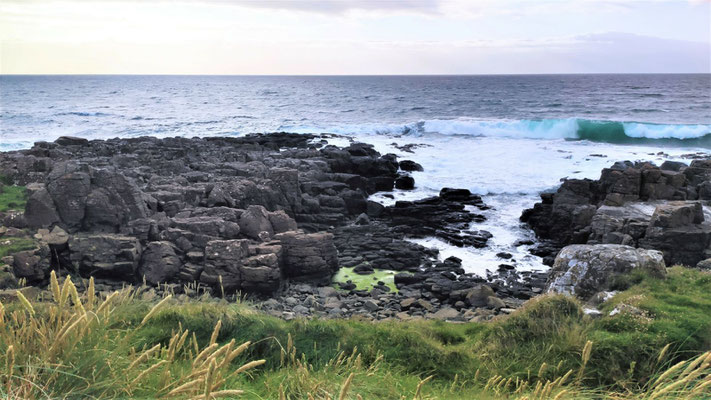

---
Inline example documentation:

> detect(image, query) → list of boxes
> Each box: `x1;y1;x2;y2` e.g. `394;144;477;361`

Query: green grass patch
588;266;711;385
332;265;398;292
0;237;37;259
0;184;27;212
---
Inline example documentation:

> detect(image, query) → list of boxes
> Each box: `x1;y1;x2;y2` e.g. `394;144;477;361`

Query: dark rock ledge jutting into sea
0;133;710;321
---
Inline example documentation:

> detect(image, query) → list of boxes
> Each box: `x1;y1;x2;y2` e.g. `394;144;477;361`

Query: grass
0;237;37;260
331;265;398;292
0;185;27;213
0;268;710;399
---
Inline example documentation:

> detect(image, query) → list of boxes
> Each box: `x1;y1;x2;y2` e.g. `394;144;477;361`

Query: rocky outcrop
1;133;522;322
0;134;414;297
382;188;491;248
547;244;666;299
522;160;711;266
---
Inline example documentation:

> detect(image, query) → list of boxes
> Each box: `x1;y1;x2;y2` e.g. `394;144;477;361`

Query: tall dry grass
0;272;263;399
0;273;708;399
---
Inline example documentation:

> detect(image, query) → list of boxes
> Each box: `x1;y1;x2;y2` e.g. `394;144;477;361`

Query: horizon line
2;72;710;77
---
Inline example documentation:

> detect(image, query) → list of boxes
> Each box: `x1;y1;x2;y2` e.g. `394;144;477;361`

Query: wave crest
282;118;711;145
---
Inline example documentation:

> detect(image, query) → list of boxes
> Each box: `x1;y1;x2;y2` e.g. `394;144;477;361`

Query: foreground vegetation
1;267;709;399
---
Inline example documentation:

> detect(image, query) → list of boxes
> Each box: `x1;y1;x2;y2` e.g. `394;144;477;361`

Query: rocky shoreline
1;133;708;322
0;133;542;321
522;158;711;303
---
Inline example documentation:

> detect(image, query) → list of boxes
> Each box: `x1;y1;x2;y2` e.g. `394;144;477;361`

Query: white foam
622;122;711;139
284;118;711;141
338;133;708;276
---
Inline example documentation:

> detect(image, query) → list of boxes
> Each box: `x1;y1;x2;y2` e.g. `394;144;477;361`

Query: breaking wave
281;118;711;146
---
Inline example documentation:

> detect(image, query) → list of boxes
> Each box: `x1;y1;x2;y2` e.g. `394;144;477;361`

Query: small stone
353;264;374;275
432;307;460;320
416;298;435;312
317;286;339;298
293;305;309;314
363;299;380;312
486;296;505;310
396;311;412;320
400;297;417;309
354;213;370;225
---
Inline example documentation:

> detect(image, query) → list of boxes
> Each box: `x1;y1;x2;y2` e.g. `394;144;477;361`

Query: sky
0;0;709;74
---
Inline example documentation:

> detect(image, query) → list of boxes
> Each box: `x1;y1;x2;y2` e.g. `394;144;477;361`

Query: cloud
1;0;441;14
214;0;440;14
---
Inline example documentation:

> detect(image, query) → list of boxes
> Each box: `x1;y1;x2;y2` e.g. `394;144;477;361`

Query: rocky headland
0;133;543;322
2;133;709;322
522;158;711;303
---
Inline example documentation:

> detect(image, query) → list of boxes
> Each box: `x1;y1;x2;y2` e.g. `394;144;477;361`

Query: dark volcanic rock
274;231;338;284
0;133;408;296
69;234;142;280
395;175;415;190
138;241;182;285
399;160;424;172
522;159;711;266
2;133;527;317
333;222;436;271
55;136;89;147
382;188;491;248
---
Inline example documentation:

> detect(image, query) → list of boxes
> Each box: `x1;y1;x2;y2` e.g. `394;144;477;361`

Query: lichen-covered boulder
547;244;665;299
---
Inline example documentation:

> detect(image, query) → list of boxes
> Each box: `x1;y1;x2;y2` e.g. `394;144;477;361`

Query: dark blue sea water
1;74;710;273
1;74;710;150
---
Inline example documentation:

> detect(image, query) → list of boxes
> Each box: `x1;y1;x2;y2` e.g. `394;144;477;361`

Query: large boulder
640;202;711;266
46;163;91;231
83;168;148;231
138;241;181;285
43;162;148;232
273;231;339;283
238;205;274;240
267;210;298;233
200;239;250;293
172;216;241;239
12;244;51;284
547;244;665;299
240;244;283;294
55;136;89;146
647;202;704;229
24;184;60;229
69;234;142;280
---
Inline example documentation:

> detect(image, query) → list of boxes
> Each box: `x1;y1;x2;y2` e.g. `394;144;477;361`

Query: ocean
1;74;710;275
